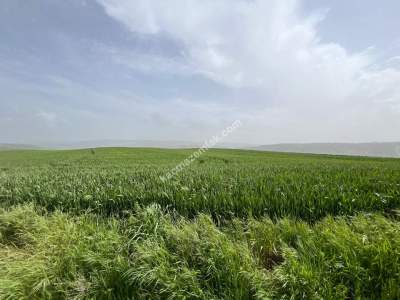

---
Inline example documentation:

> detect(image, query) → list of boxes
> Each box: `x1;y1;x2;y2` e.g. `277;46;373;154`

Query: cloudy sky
1;0;399;145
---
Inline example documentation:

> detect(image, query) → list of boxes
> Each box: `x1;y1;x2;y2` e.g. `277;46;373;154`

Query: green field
1;148;400;299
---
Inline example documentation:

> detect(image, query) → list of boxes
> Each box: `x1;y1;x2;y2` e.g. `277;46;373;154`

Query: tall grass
1;205;399;299
0;148;399;221
1;148;399;298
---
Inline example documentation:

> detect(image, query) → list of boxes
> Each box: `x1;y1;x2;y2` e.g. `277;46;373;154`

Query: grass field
1;148;400;299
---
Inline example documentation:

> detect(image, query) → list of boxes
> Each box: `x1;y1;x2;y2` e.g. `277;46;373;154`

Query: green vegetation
1;148;399;221
0;148;400;299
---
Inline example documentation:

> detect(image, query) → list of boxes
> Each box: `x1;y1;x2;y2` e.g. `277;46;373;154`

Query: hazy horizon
2;140;400;159
2;139;400;148
1;0;399;145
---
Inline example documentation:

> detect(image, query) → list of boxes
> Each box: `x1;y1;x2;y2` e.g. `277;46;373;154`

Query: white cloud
35;110;57;124
5;0;397;144
96;0;400;143
98;0;366;89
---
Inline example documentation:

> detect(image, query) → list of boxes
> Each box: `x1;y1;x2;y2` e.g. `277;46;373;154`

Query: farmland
1;148;400;299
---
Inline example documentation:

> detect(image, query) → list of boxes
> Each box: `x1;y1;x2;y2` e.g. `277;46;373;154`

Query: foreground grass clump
0;205;128;299
1;205;400;299
0;148;399;220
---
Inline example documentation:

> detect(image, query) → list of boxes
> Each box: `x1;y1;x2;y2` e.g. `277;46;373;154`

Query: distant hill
43;140;199;149
2;141;400;158
24;140;254;150
254;142;400;158
0;143;40;150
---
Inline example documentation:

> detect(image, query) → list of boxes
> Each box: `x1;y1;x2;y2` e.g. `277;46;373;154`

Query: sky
1;0;399;145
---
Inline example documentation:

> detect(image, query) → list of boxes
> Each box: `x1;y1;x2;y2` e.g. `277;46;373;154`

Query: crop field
1;148;400;299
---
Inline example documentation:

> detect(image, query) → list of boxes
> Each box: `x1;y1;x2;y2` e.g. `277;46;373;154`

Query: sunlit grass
1;205;399;299
0;148;399;299
0;148;399;220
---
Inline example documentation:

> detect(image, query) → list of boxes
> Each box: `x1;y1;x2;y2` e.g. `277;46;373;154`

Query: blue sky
1;0;399;145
